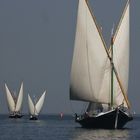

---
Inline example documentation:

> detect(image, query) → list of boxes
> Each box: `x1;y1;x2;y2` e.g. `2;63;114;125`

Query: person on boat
75;113;78;121
84;111;89;118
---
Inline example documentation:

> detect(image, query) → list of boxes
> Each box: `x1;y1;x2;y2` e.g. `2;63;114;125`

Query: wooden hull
75;108;133;129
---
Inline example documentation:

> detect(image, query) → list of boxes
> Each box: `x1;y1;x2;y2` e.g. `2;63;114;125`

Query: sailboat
28;91;46;120
5;82;24;118
70;0;133;129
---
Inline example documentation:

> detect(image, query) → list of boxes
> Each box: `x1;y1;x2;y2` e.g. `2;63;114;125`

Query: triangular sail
70;0;130;106
99;1;130;107
113;1;129;106
28;94;35;115
15;82;23;112
70;0;109;103
35;91;46;115
5;84;15;112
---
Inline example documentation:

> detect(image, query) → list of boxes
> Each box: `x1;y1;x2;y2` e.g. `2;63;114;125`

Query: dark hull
29;116;38;120
75;108;133;129
9;114;23;119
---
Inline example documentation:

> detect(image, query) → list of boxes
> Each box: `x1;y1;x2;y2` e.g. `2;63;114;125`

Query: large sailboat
5;82;24;118
70;0;133;129
28;91;46;120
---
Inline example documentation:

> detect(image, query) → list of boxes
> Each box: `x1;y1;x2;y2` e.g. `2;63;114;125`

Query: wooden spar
85;0;130;109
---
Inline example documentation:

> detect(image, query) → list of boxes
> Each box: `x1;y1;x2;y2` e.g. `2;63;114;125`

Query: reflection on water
72;128;131;140
0;115;139;140
71;115;140;140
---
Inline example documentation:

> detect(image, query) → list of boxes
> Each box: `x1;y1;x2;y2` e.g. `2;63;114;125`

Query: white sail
28;91;46;116
70;0;109;103
35;91;46;115
113;1;129;106
99;1;130;106
28;94;35;115
15;82;23;112
5;84;15;112
70;0;130;106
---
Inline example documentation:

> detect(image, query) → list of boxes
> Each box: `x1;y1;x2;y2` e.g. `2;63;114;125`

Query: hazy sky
0;0;139;114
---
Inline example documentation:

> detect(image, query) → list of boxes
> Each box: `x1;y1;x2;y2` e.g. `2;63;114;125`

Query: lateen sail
35;91;46;115
28;91;46;116
28;94;35;115
113;1;129;106
15;82;23;112
5;84;15;112
99;1;130;106
70;0;130;106
70;0;109;103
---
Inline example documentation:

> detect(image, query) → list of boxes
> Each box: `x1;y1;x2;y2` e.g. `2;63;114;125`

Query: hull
29;115;38;120
9;114;23;118
75;108;133;129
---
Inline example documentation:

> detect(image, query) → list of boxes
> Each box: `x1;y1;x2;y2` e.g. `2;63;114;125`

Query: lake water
0;114;139;140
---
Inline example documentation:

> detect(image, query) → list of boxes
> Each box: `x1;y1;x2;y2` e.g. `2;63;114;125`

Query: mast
111;36;114;108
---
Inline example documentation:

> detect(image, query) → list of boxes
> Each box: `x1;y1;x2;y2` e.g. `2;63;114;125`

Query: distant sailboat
70;0;133;129
5;82;24;118
28;91;46;120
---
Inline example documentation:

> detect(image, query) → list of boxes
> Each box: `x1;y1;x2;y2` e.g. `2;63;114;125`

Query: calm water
0;114;139;140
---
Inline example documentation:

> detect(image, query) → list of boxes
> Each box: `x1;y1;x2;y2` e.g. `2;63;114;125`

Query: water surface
0;114;139;140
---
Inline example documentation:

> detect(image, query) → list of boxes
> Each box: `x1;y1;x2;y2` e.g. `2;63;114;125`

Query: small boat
28;91;46;120
70;0;133;129
5;82;24;118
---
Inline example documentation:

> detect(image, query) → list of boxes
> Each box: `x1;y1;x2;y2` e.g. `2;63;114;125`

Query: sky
0;0;139;114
